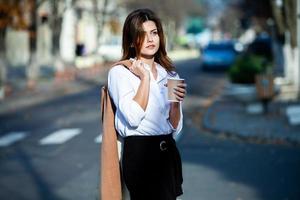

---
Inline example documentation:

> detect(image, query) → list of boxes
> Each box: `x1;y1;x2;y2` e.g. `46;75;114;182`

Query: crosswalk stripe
39;128;82;145
94;134;102;143
0;132;28;147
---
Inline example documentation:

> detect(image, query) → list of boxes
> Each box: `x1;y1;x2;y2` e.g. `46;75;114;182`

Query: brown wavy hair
121;8;175;73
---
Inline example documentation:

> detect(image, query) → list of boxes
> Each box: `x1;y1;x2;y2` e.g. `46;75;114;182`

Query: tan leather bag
100;60;132;200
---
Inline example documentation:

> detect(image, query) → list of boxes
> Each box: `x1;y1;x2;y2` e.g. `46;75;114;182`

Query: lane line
94;134;102;143
39;128;81;145
0;132;28;147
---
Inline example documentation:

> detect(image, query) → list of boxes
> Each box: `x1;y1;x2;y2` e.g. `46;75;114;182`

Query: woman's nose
146;34;153;42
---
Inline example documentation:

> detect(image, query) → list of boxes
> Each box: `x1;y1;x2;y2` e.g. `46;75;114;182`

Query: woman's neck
140;57;155;70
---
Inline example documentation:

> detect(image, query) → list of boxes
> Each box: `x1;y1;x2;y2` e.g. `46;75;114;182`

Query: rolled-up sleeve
108;66;146;128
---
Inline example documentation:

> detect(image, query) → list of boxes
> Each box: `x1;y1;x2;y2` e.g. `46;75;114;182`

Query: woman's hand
169;82;186;129
173;82;187;102
129;59;151;111
129;60;150;80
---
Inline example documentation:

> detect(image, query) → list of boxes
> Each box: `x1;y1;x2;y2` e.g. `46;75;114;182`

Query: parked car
201;41;241;71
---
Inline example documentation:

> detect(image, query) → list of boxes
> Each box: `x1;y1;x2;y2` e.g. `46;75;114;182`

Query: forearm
169;102;181;128
133;76;150;110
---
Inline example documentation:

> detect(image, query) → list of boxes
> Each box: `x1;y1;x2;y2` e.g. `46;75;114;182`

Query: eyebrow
143;29;157;34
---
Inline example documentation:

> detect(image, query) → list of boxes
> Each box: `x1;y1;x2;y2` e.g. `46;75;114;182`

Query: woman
107;8;186;200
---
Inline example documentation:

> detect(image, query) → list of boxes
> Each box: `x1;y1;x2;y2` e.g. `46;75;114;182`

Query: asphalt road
0;58;299;200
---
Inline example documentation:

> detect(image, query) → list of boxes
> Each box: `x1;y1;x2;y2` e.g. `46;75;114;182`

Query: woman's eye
151;31;158;36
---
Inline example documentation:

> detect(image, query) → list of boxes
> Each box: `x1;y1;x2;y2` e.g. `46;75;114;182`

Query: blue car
201;41;240;70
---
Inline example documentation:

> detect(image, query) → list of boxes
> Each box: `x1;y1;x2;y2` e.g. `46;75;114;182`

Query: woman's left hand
173;82;187;102
169;82;186;128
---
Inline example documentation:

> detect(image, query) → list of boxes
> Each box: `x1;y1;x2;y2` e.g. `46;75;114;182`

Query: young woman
107;8;186;200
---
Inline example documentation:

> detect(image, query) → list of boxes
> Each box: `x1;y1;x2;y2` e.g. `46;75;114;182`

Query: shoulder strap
101;59;132;121
112;59;132;69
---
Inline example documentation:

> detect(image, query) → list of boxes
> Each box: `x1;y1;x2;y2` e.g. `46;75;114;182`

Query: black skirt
122;134;183;200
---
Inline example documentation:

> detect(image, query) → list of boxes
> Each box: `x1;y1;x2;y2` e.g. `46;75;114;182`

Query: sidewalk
203;83;300;145
0;64;110;115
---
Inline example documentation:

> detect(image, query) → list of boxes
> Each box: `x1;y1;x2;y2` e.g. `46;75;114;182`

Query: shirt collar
156;63;168;83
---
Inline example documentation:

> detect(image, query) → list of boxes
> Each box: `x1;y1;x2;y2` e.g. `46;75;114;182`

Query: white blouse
107;62;183;138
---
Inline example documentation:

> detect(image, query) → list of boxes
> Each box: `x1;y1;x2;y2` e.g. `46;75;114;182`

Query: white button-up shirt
107;63;183;138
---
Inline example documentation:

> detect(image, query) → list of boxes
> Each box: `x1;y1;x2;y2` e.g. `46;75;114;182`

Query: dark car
201;41;241;70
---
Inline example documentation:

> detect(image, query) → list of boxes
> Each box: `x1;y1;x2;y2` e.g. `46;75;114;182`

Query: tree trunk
52;0;63;56
270;0;285;36
280;0;299;92
297;0;300;96
284;0;297;48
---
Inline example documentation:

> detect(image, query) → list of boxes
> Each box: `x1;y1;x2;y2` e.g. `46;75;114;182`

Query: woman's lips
146;45;155;49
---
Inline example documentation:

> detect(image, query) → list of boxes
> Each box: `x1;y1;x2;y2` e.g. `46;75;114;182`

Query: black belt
124;133;174;152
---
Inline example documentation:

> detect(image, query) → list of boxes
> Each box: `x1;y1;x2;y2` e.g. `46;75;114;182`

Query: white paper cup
167;78;184;102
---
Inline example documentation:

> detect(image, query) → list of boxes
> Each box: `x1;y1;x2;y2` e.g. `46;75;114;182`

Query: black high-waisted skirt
122;134;183;200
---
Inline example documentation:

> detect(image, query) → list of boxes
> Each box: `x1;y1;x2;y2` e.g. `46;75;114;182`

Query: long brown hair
121;8;175;73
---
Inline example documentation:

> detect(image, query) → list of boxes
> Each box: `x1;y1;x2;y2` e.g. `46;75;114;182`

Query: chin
141;54;155;59
142;50;158;57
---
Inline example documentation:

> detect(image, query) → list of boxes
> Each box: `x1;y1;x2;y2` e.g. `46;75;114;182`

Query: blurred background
0;0;300;200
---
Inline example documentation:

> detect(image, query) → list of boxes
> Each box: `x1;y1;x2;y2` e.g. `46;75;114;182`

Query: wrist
140;73;150;81
170;102;180;108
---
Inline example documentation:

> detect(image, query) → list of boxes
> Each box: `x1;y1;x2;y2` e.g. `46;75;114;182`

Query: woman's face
140;20;160;58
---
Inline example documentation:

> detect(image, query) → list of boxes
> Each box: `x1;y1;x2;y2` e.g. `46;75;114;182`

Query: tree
121;0;203;30
271;0;297;48
284;0;297;48
270;0;299;94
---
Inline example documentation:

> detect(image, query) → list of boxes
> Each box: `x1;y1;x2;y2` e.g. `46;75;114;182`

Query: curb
202;100;300;146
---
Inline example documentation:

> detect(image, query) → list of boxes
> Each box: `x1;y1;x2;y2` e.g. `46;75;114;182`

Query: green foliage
228;54;269;84
186;17;204;34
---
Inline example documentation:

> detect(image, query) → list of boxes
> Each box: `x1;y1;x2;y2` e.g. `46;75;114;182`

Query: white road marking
286;105;300;116
94;134;102;143
39;128;81;145
289;115;300;125
0;132;28;147
286;105;300;125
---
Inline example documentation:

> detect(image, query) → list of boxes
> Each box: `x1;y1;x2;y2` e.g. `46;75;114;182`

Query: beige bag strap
100;59;132;200
113;59;132;69
100;59;132;121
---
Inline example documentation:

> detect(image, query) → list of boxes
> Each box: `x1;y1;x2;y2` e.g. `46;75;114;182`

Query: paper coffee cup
167;78;184;102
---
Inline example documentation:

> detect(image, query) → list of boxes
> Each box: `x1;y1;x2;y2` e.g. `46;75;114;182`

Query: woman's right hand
129;60;150;80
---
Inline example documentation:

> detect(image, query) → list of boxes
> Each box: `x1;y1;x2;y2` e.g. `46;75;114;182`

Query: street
0;58;300;200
